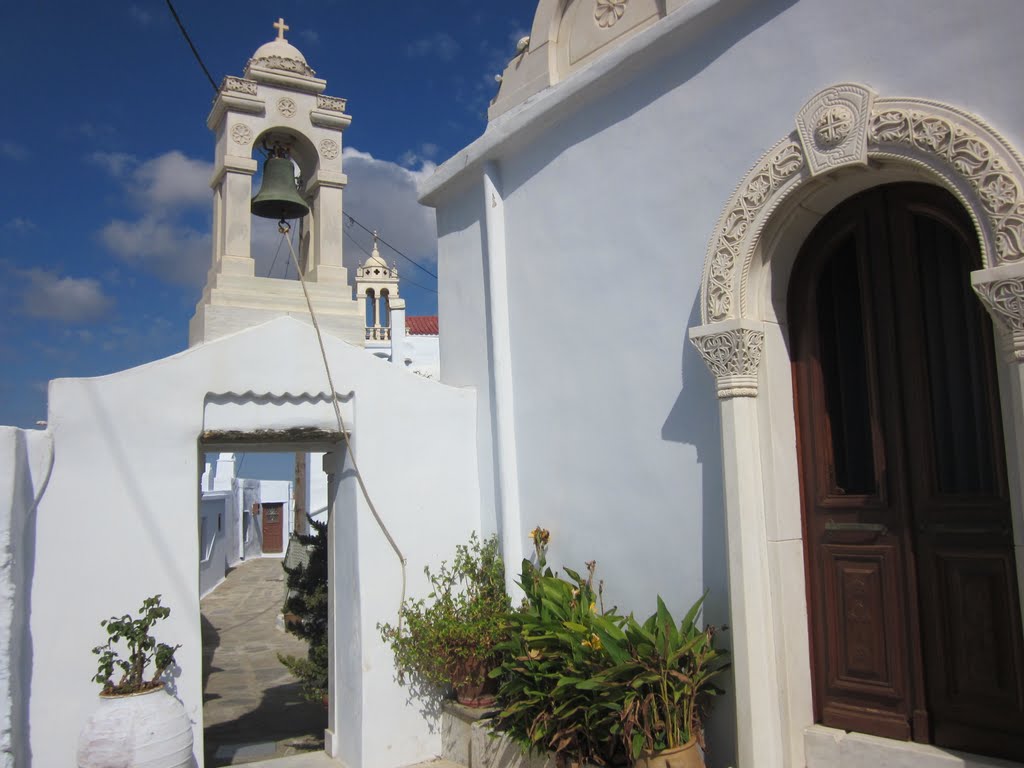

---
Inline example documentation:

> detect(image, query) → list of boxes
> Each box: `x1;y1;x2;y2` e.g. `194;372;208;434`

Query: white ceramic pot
78;687;193;768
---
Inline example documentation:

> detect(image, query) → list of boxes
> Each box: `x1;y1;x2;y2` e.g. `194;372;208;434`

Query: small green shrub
379;532;511;696
92;594;180;696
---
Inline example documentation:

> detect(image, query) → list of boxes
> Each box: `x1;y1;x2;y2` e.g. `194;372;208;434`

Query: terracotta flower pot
78;686;193;768
450;657;497;707
634;739;704;768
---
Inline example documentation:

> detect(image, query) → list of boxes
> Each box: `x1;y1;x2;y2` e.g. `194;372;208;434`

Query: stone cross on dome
273;17;289;40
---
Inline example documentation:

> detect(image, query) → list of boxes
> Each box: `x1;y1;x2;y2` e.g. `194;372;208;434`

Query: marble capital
973;263;1024;362
689;319;765;398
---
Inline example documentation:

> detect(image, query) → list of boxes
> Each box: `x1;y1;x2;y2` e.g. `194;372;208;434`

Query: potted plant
491;530;728;768
585;594;728;768
77;594;193;768
379;532;511;706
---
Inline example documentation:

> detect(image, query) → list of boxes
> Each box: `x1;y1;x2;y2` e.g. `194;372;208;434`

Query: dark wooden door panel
822;544;908;703
262;502;283;553
791;183;1024;760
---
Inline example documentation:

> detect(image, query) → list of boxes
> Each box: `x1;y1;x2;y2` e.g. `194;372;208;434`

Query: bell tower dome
189;19;364;346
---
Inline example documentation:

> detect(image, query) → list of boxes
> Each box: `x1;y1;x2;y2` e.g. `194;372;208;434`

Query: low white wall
24;317;479;768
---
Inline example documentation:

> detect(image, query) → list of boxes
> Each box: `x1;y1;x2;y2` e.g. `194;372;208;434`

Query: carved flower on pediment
813;105;854;148
595;0;627;28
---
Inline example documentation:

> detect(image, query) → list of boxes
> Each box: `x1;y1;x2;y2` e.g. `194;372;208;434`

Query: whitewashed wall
21;317;479;768
0;427;50;768
423;1;1024;765
198;494;231;597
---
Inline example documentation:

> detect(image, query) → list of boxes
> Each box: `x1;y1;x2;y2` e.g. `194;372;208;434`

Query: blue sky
0;1;535;428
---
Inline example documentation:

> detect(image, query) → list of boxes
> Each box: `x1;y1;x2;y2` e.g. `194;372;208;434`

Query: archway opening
197;445;336;766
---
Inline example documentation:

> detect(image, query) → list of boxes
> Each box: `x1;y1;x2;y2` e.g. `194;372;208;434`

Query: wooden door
262;502;284;554
790;183;1024;759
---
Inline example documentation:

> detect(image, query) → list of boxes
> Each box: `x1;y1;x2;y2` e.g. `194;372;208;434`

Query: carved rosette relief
319;139;340;160
690;326;765;398
595;0;628;28
700;85;1024;330
277;97;297;118
316;95;347;113
231;124;253;145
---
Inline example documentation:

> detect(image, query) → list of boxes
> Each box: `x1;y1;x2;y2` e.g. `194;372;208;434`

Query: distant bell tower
189;19;365;346
355;232;400;342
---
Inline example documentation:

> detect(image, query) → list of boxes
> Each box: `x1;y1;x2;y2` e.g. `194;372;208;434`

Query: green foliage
586;595;729;760
279;518;329;702
379;533;511;694
491;558;626;766
491;558;729;766
91;594;180;696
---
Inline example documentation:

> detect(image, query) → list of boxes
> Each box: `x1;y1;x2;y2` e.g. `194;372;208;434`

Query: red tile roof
406;315;438;336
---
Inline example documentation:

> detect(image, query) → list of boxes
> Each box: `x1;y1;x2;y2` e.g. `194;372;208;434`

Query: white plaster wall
239;479;262;560
198;495;230;597
399;335;441;380
424;1;1024;764
305;452;330;523
436;185;501;540
24;317;479;768
0;428;51;768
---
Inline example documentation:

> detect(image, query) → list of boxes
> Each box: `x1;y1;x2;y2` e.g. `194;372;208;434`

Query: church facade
420;1;1024;766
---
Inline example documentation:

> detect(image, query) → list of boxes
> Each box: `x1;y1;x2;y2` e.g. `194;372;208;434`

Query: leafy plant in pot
586;594;729;768
78;594;193;768
379;532;511;706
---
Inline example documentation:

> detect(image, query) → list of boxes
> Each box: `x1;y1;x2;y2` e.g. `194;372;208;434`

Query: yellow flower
589;601;596;614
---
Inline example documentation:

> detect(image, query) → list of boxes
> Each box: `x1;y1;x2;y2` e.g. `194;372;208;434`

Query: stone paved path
202;557;326;766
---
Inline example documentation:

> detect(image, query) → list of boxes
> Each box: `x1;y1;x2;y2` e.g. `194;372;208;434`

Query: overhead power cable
345;214;438;280
165;0;219;93
344;229;438;294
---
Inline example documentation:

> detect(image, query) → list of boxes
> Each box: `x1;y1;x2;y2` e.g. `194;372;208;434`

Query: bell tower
189;19;364;346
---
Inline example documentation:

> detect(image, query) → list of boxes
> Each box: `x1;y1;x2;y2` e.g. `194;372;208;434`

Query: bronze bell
251;156;310;221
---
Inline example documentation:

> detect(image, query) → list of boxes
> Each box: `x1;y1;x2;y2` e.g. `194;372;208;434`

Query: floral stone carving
690;326;765;398
319;139;339;160
231;124;253;145
700;85;1024;326
277;97;297;118
867;105;1024;263
595;0;628;28
316;95;347;113
221;76;257;95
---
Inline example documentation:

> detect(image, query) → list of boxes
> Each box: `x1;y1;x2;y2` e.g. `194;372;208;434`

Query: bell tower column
306;169;348;283
211;156;259;277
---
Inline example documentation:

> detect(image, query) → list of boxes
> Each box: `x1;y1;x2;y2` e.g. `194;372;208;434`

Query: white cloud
131;151;211;207
93;150;213;284
5;217;36;233
100;215;210;285
340;147;438;270
19;269;114;323
0;141;28;161
88;151;137;178
407;32;460;62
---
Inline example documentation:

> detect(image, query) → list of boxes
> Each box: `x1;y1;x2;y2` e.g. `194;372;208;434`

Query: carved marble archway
686;85;1024;768
692;83;1024;393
